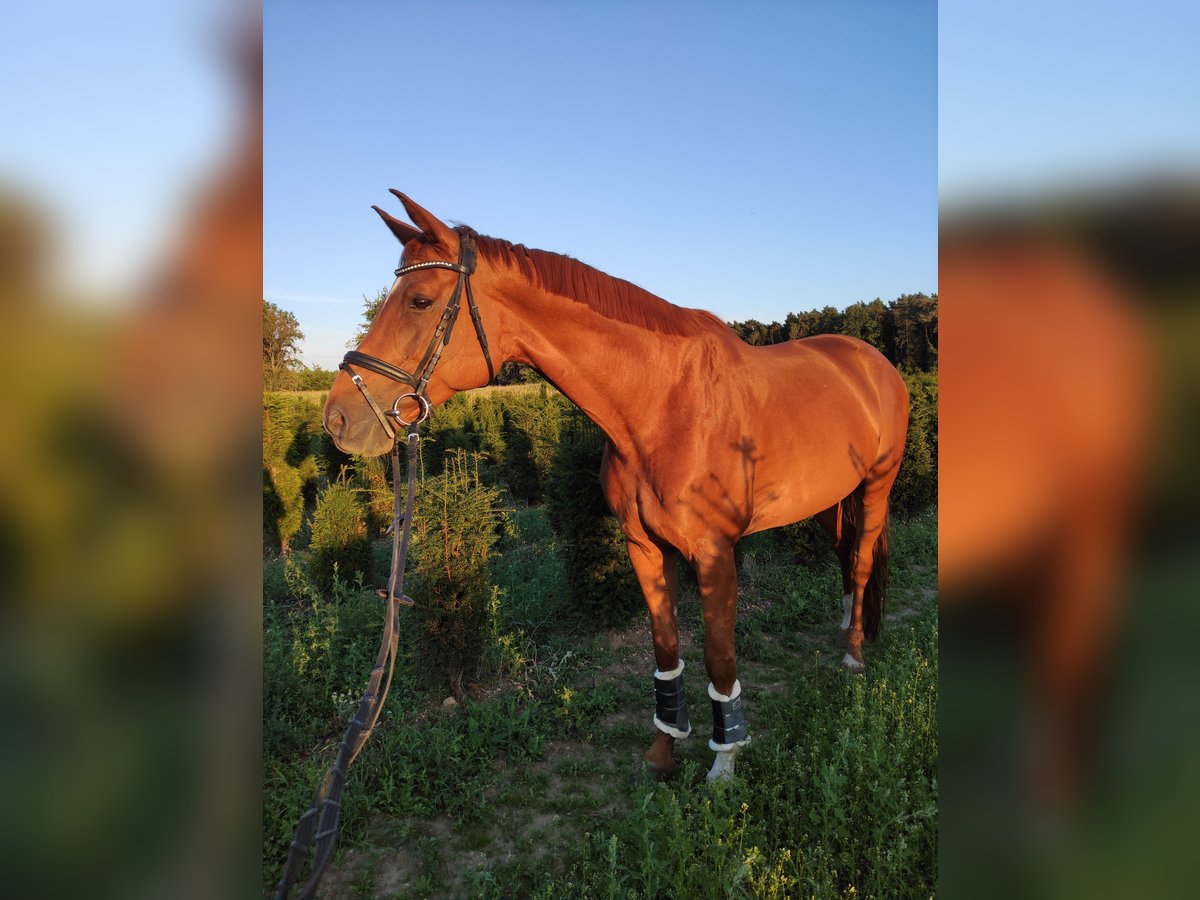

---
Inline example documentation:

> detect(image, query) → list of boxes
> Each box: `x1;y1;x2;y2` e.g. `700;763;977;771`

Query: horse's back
750;334;908;430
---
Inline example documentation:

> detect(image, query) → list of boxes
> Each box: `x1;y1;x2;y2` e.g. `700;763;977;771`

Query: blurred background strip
0;1;261;897
940;0;1200;896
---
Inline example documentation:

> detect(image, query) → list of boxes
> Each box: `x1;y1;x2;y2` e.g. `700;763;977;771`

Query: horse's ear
372;205;425;245
389;190;457;247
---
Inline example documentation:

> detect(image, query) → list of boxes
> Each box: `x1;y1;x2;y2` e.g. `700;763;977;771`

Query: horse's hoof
643;744;676;781
835;628;849;649
706;746;742;782
841;652;865;674
642;760;675;782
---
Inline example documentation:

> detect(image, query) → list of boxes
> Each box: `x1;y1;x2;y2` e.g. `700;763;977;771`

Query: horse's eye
411;296;434;311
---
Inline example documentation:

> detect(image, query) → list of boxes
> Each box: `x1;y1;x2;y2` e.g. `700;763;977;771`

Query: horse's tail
839;494;889;641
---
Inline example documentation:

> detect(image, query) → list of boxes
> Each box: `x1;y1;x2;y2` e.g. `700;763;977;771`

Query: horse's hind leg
815;503;854;647
626;534;687;777
844;465;900;671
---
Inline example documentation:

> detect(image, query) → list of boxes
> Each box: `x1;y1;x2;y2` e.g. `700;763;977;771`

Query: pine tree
411;451;501;696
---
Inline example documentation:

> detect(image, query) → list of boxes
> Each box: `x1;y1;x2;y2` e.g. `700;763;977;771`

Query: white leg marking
840;592;852;630
842;652;865;671
707;744;742;782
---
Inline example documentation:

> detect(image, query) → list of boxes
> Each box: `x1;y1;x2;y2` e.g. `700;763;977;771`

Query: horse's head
324;192;495;456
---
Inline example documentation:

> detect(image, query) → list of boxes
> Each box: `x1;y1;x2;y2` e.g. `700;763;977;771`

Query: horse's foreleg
696;542;750;781
627;537;687;776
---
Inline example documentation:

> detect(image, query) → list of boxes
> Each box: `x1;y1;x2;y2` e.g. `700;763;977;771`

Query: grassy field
264;506;937;898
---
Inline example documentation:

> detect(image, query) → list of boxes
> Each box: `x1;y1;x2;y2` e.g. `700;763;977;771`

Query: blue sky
265;1;937;368
940;0;1200;203
1;0;227;297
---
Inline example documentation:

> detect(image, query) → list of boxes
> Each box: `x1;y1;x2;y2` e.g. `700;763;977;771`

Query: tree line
727;292;938;373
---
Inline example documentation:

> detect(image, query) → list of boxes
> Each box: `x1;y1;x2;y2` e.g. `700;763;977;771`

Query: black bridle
276;228;494;900
338;227;495;439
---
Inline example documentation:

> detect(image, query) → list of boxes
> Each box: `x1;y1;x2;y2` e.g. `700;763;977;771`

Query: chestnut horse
324;192;909;780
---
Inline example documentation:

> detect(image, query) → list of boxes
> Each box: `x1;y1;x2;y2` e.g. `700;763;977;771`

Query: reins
275;229;492;900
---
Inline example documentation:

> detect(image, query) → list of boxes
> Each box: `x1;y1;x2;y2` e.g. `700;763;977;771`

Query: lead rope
274;422;421;900
278;227;490;898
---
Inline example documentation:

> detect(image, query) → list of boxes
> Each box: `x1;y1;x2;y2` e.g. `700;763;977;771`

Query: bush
410;451;501;696
423;394;479;476
546;409;641;628
471;394;507;481
500;387;566;503
774;516;836;568
308;471;373;594
351;452;395;537
263;392;322;551
264;465;304;552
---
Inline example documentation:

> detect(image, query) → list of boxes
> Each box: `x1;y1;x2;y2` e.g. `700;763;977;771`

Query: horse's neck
496;280;691;445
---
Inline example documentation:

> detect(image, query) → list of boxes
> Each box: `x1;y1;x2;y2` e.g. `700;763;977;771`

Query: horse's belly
745;466;862;535
740;416;873;534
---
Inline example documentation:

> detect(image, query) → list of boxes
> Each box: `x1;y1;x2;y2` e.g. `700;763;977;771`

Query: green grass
264;509;937;898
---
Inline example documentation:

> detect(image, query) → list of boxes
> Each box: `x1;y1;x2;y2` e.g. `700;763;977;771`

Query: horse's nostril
325;408;346;437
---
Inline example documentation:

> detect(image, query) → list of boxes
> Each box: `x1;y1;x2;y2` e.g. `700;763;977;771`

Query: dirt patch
316;817;456;899
313;848;374;899
316;809;545;899
597;703;644;733
605;619;652;651
532;738;593;770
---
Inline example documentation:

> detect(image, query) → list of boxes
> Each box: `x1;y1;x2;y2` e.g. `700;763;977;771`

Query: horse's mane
470;230;725;338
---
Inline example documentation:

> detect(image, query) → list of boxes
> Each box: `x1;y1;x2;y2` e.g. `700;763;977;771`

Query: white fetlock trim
840;592;852;630
707;744;742;782
707;680;741;703
652;660;690;738
707;681;751;751
653;660;684;681
842;652;865;670
653;716;691;739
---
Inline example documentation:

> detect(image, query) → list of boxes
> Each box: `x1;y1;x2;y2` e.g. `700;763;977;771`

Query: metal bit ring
387;392;431;426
